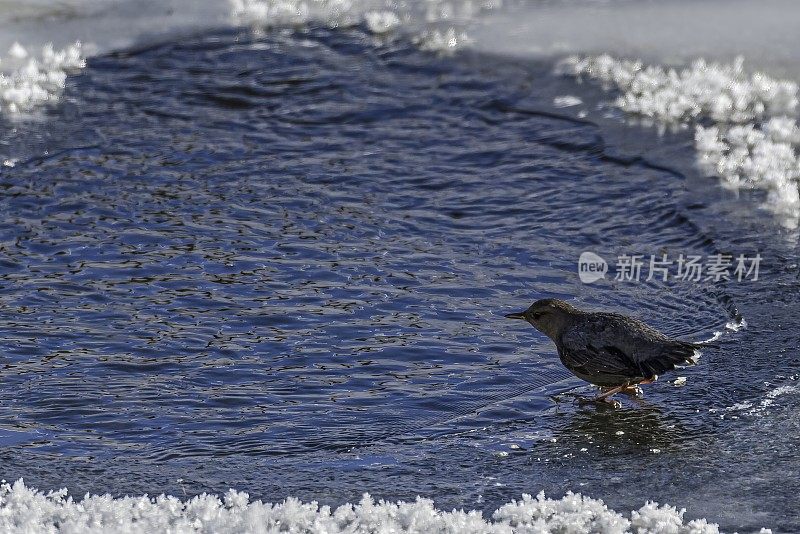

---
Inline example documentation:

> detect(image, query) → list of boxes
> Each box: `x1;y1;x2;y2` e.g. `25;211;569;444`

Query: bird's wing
558;326;641;379
586;313;699;378
631;339;699;377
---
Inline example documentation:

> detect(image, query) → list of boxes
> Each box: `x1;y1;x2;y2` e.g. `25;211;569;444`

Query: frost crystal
0;42;84;115
0;479;736;533
364;11;401;34
558;55;800;225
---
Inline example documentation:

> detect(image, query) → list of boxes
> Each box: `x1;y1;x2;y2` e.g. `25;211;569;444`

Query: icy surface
0;42;84;114
231;0;495;53
470;0;800;79
559;55;800;225
0;0;505;116
553;95;583;108
364;11;401;34
0;479;732;534
230;0;356;27
415;27;473;53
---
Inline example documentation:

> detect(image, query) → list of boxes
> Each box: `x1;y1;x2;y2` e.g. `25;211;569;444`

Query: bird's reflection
556;403;689;452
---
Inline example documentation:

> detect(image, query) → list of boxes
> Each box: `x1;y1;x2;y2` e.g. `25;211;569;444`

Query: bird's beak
504;311;527;320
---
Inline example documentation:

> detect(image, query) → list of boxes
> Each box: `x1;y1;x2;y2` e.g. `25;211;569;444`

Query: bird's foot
619;385;643;398
585;384;626;408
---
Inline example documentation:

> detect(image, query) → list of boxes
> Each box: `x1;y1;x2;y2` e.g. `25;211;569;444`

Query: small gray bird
505;299;699;403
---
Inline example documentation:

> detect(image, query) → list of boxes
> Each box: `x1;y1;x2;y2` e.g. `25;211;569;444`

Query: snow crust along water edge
0;479;759;534
0;0;492;116
5;0;800;223
558;54;800;227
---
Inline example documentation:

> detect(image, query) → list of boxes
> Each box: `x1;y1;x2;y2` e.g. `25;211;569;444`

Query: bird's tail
639;340;700;378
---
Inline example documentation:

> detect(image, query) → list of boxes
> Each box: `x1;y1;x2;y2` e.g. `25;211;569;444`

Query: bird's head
504;298;580;340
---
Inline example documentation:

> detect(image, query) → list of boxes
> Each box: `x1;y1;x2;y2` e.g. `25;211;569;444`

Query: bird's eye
529;312;544;320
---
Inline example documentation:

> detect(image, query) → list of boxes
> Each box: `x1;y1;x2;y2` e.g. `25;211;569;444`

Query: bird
504;298;699;404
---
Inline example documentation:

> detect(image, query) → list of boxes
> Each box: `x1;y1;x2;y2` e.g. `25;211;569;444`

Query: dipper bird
505;299;699;403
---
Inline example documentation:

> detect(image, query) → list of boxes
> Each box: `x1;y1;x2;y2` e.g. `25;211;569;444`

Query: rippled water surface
1;27;799;532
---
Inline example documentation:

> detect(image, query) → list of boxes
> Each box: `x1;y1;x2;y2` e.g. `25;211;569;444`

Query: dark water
0;26;798;532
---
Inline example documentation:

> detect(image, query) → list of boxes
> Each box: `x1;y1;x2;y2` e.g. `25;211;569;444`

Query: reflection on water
557;405;688;453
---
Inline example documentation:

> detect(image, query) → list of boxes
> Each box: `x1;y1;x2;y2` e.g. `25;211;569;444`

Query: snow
558;55;797;123
558;55;800;225
8;42;28;60
415;27;473;53
0;479;735;534
0;42;84;115
228;0;493;30
0;0;506;117
230;0;492;53
230;0;317;26
553;95;583;108
364;11;401;34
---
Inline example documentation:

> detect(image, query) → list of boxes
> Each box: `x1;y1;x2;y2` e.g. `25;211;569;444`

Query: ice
229;0;496;33
749;384;800;414
725;318;747;332
415;27;473;53
230;0;496;55
553;95;583;108
364;11;400;34
714;383;799;418
557;55;797;123
8;42;27;59
0;42;84;115
0;480;730;534
0;2;232;65
469;0;800;83
632;503;720;534
558;55;800;223
0;0;508;118
230;0;317;26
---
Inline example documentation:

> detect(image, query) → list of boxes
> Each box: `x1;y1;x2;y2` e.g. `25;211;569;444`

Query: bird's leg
575;386;625;408
594;385;625;403
620;377;655;397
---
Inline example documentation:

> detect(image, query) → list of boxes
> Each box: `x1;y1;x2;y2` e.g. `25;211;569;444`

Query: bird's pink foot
582;385;625;408
596;384;625;400
620;385;643;398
